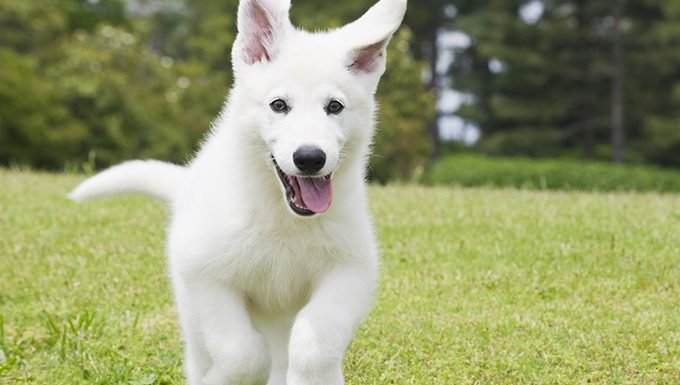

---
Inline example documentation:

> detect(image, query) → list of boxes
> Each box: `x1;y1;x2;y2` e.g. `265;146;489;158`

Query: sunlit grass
1;170;679;384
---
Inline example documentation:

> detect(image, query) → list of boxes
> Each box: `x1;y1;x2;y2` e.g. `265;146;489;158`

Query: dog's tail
68;160;186;204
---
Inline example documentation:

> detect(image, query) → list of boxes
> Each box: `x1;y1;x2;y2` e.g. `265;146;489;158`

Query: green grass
2;169;679;384
428;154;680;193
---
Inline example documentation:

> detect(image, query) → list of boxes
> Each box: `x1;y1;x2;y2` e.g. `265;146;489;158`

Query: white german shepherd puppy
69;0;406;384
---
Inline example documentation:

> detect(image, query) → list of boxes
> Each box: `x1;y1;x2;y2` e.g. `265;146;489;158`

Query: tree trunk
576;0;594;160
611;0;625;164
151;13;165;55
427;27;441;161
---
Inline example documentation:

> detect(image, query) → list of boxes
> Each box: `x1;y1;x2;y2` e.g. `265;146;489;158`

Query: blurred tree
0;0;67;53
638;0;680;167
60;0;128;32
46;26;194;166
128;0;236;147
0;0;85;167
404;0;469;160
372;28;435;182
448;0;680;168
0;0;217;168
3;0;680;174
0;0;435;182
0;49;86;167
451;0;614;159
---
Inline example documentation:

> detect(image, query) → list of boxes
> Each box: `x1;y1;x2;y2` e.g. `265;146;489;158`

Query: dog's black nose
293;146;326;174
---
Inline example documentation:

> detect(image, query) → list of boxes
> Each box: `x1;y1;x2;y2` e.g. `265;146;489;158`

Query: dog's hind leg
287;262;377;385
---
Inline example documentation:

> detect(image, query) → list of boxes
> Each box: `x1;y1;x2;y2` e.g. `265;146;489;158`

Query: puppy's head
230;0;406;217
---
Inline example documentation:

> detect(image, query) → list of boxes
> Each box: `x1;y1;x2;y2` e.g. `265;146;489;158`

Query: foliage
0;0;433;181
0;49;87;168
448;0;680;167
427;154;680;192
372;28;435;182
47;26;199;166
643;80;680;167
2;170;680;383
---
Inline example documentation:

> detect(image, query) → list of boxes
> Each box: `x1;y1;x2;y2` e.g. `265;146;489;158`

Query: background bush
427;154;680;193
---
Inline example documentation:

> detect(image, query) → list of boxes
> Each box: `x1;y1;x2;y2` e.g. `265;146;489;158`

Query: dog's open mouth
272;158;332;216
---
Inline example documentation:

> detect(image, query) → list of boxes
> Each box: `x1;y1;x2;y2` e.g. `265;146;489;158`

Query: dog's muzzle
272;157;332;216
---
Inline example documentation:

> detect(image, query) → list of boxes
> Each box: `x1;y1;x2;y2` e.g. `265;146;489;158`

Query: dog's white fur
69;0;406;384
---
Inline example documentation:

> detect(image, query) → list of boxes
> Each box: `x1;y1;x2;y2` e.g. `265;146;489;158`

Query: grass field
1;170;679;384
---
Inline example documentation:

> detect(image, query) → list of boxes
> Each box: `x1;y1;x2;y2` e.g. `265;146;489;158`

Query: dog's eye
270;99;289;113
326;100;344;115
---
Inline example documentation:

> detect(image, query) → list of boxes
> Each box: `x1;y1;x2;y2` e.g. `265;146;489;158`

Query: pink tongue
297;177;333;213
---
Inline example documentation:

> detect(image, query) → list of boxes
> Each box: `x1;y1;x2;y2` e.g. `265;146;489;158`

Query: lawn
1;170;679;384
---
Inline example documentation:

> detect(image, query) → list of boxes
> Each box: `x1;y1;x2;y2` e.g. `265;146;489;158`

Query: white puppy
70;0;407;384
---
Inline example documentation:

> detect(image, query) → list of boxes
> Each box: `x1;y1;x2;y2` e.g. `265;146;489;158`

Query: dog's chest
170;195;365;314
219;226;341;314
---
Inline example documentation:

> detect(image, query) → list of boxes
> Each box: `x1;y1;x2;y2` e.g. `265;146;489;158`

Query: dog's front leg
287;263;376;385
185;279;271;385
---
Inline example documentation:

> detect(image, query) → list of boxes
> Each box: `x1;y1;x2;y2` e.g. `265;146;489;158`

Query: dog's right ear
232;0;291;68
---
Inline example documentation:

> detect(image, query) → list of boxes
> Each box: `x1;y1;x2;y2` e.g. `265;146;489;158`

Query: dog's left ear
233;0;291;68
342;0;407;77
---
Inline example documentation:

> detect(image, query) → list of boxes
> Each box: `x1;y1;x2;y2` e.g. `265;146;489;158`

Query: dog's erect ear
342;0;407;75
233;0;291;66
